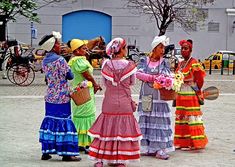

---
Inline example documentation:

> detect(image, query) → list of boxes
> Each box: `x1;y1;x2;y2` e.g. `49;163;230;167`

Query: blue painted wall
62;10;112;43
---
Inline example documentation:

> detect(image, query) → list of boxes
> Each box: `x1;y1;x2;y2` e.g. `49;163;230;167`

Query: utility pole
31;22;33;47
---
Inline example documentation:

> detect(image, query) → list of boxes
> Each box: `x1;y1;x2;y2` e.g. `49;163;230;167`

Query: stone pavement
0;70;235;167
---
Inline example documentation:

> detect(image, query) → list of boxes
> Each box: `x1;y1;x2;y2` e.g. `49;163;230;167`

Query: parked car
202;50;235;69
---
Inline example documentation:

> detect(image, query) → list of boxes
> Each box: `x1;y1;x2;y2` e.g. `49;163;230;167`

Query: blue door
62;10;112;43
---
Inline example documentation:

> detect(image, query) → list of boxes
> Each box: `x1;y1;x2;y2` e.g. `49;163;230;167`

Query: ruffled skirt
88;112;142;164
72;92;96;147
174;85;208;148
138;101;174;153
39;102;79;156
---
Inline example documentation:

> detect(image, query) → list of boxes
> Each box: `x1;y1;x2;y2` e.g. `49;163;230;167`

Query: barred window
208;22;220;32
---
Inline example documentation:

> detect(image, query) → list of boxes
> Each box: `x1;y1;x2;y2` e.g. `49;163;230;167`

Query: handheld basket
159;88;176;101
71;87;91;105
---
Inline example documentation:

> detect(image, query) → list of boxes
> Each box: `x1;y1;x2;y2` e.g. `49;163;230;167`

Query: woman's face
52;40;61;54
73;44;88;56
120;44;127;58
152;43;165;60
181;43;191;59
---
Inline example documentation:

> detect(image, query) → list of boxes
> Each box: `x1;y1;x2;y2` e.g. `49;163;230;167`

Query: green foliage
0;0;39;22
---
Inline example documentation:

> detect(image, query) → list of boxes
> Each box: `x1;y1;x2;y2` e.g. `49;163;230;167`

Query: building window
208;22;220;32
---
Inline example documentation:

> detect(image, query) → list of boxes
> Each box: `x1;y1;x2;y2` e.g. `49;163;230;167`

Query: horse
61;36;108;66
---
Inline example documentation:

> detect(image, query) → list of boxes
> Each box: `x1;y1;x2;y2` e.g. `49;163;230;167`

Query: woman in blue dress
136;35;175;160
38;32;81;161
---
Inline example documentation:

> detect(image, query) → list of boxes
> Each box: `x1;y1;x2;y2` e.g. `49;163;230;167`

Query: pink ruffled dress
88;59;142;164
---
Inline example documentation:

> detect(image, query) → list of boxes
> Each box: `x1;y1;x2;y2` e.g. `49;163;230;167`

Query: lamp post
30;21;33;47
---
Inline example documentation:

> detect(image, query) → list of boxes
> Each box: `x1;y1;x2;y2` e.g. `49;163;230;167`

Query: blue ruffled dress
137;56;175;154
39;52;79;156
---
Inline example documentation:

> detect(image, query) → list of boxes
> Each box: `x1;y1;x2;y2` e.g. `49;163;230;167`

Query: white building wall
7;0;235;60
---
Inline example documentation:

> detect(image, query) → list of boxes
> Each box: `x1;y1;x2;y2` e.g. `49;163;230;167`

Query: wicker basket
70;87;91;105
159;88;176;101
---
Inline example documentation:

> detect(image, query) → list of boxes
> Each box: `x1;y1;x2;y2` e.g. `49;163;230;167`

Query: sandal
141;152;156;156
180;147;192;151
41;154;52;160
94;162;103;167
156;150;169;160
62;156;82;161
174;145;181;149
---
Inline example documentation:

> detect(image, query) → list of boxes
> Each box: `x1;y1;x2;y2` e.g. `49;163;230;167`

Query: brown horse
61;36;108;64
86;36;106;52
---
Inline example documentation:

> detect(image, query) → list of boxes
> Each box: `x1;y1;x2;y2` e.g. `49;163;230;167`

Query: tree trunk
158;28;167;36
0;16;7;41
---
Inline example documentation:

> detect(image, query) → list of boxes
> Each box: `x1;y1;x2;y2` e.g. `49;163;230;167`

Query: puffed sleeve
192;59;206;90
74;58;90;73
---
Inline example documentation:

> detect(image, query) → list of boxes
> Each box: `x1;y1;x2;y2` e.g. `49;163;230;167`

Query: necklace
179;56;192;71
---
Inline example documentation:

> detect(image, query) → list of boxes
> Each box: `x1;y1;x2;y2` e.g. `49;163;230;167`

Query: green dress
68;56;95;147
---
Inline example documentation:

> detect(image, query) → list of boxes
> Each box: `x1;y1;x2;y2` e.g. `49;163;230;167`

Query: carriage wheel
7;65;18;85
13;64;35;86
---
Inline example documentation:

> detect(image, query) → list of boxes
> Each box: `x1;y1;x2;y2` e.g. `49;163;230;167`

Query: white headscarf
40;31;62;52
151;35;169;50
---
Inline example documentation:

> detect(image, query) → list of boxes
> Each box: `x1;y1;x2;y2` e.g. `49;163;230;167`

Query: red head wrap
179;40;193;50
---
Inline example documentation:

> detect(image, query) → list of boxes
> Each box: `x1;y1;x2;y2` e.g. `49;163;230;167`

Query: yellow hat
70;39;88;52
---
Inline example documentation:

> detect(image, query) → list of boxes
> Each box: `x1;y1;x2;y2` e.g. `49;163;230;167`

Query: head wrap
39;31;61;52
106;37;126;58
179;40;193;50
151;35;169;50
70;39;88;52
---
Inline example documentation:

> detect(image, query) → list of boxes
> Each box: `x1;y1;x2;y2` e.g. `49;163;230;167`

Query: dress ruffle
73;115;95;147
39;117;79;156
89;139;140;163
88;113;142;141
174;115;208;148
39;102;79;156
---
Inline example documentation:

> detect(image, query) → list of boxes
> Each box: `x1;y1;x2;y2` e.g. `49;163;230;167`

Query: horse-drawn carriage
1;40;36;86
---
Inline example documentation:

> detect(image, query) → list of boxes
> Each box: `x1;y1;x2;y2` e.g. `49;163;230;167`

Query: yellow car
202;51;235;69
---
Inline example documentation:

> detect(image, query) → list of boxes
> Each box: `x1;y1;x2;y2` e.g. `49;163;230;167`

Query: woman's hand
94;84;102;94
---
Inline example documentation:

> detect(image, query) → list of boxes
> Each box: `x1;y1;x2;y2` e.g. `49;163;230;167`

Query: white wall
7;0;235;60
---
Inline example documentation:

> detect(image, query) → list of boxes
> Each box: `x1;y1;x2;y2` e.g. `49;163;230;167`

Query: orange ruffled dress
174;57;208;149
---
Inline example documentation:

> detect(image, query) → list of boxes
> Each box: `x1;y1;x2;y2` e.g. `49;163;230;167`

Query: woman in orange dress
174;39;208;150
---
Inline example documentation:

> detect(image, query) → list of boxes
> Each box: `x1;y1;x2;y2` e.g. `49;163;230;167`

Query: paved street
0;70;235;167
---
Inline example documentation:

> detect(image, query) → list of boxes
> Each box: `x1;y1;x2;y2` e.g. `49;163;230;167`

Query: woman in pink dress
88;38;142;167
